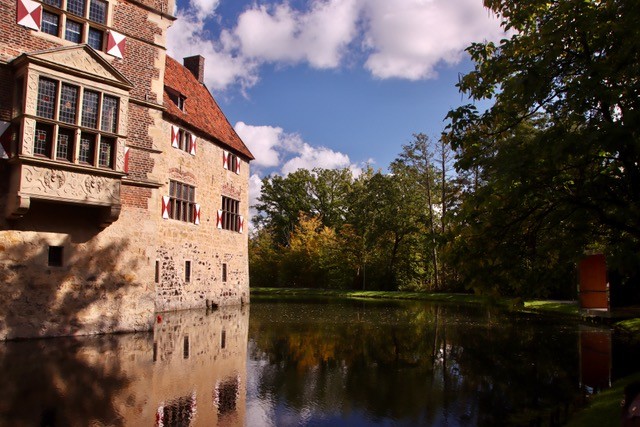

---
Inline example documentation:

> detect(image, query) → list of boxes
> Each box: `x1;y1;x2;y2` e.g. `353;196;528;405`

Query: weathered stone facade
0;0;253;340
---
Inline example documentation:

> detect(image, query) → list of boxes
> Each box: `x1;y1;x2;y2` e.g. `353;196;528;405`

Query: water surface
0;300;635;426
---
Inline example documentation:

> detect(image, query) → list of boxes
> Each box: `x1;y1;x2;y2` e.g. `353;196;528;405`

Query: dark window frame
169;180;196;223
221;196;240;232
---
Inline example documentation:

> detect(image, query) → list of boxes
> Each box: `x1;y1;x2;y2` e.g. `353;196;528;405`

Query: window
33;77;119;168
178;129;190;152
227;152;239;173
185;260;191;283
66;0;85;17
81;90;99;128
34;123;53;157
48;246;63;267
177;95;185;111
36;78;57;119
101;95;118;133
64;20;82;43
39;0;112;54
98;137;114;167
221;196;240;232
41;10;60;36
221;330;226;349
79;132;95;164
56;127;75;161
88;0;107;23
168;180;196;222
222;263;227;282
155;261;160;283
87;27;104;50
59;84;78;124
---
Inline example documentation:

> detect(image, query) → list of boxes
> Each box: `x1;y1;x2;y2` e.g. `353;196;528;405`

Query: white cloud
166;0;504;91
234;122;355;176
234;122;283;168
361;0;504;80
233;0;360;68
281;143;352;175
166;12;259;92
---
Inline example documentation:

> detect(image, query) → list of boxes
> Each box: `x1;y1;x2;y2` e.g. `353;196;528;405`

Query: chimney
183;55;205;84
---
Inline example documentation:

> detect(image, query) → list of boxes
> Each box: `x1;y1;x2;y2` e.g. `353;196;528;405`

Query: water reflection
0;300;636;426
0;305;248;426
246;301;596;426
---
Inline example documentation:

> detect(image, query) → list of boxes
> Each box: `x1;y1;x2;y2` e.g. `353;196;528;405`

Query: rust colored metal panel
579;328;611;392
578;254;609;310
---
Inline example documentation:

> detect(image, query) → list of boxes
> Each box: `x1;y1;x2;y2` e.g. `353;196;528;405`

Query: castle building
0;0;254;340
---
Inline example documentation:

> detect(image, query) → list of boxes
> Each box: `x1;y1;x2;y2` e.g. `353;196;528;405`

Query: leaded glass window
41;11;60;36
88;0;107;24
101;95;118;133
65;20;82;43
34;123;53;156
87;27;103;51
56;128;75;161
59;84;78;124
98;137;114;168
81;90;99;128
79;132;95;164
36;78;57;119
66;0;85;17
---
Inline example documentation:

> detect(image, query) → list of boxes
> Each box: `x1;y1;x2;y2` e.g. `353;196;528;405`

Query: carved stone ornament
21;165;120;205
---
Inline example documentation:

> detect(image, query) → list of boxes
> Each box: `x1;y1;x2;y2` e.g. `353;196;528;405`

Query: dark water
0;300;637;426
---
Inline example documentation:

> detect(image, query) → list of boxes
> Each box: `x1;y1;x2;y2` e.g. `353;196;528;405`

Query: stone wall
154;121;251;312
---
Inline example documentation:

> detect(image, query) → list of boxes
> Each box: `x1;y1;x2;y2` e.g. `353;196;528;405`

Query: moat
0;300;638;426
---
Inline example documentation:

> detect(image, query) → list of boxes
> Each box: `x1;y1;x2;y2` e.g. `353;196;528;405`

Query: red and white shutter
171;125;180;148
0;121;11;159
235;157;241;175
161;196;171;219
123;146;130;173
216;210;223;229
16;0;41;31
223;151;229;170
238;215;244;233
193;204;201;225
106;30;126;58
189;134;196;156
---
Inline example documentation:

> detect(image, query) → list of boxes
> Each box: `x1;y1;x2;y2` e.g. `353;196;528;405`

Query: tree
446;0;640;296
393;134;441;290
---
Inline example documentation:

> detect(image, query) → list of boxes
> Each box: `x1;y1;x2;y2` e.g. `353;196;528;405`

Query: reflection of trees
249;301;581;426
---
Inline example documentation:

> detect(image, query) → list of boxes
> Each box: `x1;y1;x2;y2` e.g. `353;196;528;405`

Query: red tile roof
163;56;254;160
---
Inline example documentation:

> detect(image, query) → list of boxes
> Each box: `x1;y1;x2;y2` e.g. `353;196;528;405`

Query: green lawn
566;372;640;427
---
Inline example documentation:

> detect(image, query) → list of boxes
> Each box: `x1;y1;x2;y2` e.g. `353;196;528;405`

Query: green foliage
445;0;640;297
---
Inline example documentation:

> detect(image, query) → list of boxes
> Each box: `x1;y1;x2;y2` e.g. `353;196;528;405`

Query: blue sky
166;0;504;208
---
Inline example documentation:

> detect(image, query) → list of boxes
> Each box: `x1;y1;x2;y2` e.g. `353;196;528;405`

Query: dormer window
166;87;187;112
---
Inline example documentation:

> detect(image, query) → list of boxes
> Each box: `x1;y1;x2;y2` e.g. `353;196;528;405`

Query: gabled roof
163;56;254;160
11;45;133;90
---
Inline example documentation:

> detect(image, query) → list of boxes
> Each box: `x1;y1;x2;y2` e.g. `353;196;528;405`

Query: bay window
32;76;119;169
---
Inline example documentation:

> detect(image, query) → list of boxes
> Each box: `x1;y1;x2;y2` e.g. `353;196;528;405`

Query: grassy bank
250;287;497;305
566;372;640;427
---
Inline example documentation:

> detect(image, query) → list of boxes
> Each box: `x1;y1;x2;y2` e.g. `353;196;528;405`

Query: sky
165;0;505;212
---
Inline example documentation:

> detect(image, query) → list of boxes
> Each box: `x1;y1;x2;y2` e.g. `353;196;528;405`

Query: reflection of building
0;305;249;425
148;307;248;426
579;325;612;393
0;0;253;340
